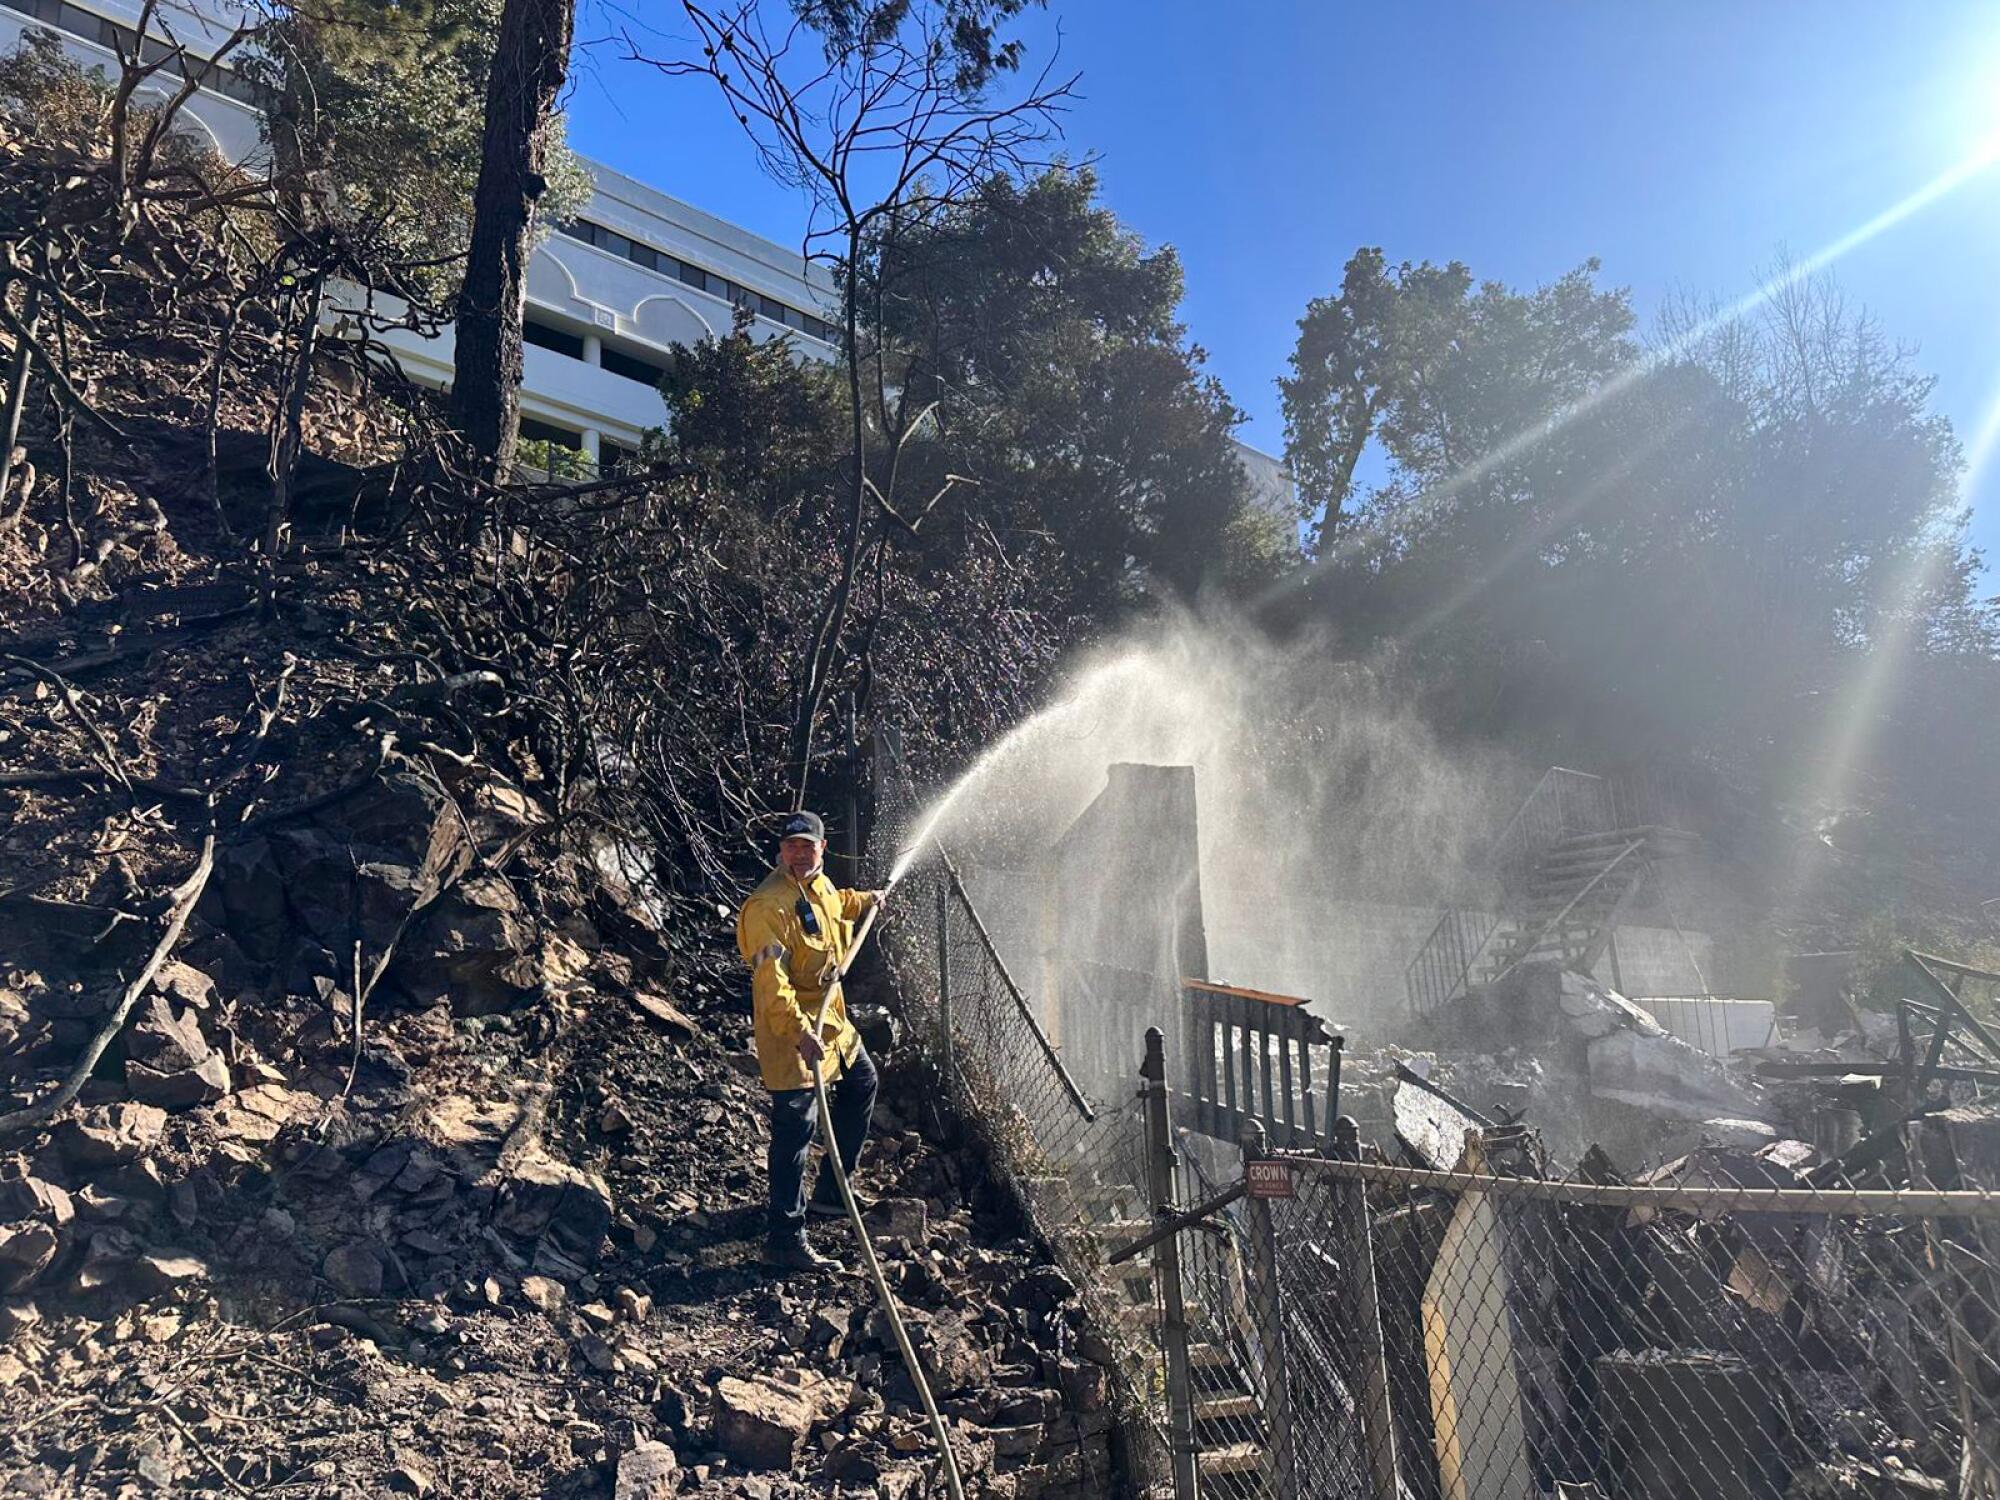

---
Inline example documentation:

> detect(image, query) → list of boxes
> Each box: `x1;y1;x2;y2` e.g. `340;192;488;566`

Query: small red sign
1246;1161;1294;1199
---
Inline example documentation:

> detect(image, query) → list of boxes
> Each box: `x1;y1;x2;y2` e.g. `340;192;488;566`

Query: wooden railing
1183;979;1343;1155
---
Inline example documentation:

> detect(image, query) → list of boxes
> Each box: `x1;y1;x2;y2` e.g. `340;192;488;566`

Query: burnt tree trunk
450;0;573;477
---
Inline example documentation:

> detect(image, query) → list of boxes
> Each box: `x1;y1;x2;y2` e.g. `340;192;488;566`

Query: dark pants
766;1045;877;1248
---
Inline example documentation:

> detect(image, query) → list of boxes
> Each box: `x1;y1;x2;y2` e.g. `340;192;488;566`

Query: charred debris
1332;949;2000;1500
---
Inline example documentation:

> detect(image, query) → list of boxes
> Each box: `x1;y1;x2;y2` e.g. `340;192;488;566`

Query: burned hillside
0;38;1153;1500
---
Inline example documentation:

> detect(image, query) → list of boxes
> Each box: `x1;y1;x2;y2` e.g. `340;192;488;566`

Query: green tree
872;168;1281;612
1280;250;1996;760
246;0;588;285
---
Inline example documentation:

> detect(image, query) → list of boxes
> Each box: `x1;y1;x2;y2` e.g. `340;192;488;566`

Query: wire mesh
1255;1129;2000;1500
869;765;1174;1489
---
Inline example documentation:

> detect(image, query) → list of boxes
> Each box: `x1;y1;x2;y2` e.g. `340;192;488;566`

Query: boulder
55;1102;167;1170
613;1441;679;1500
0;1222;59;1294
493;1148;613;1248
127;1053;231;1110
713;1372;853;1471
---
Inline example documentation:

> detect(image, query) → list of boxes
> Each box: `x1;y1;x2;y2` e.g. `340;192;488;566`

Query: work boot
763;1238;845;1275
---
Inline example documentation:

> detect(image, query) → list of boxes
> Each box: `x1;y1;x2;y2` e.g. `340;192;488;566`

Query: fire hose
805;895;967;1500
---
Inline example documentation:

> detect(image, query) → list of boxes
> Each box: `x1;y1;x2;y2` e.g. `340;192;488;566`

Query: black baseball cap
778;811;826;842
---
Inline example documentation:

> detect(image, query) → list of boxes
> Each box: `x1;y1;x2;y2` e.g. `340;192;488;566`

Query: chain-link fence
865;750;2000;1500
869;761;1177;1489
1245;1121;2000;1500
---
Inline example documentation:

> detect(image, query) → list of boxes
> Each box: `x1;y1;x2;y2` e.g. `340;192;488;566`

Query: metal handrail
1483;837;1645;989
1402;905;1503;1017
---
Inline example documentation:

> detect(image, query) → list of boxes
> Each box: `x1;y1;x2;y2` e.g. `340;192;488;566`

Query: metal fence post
1239;1119;1299;1500
1143;1027;1200;1500
1332;1115;1400;1500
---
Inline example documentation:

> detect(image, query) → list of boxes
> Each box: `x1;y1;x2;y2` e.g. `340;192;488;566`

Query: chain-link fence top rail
1255;1133;2000;1500
867;756;1177;1487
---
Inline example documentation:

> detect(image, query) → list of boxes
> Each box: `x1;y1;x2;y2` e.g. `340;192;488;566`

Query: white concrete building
1;0;837;466
4;0;1290;501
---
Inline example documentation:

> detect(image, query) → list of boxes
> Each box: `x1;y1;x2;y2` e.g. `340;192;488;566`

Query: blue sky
566;2;2000;575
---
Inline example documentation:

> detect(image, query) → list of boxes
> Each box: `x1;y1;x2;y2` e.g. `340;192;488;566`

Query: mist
900;609;1519;1031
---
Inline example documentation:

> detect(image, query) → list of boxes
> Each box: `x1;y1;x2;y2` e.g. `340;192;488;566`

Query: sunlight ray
1271;133;2000;607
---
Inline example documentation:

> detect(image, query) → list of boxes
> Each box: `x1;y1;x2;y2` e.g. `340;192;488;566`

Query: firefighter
736;810;884;1271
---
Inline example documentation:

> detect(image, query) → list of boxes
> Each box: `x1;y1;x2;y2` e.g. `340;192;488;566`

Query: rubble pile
1344;955;2000;1500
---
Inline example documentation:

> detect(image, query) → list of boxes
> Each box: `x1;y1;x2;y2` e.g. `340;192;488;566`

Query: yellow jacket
736;867;875;1091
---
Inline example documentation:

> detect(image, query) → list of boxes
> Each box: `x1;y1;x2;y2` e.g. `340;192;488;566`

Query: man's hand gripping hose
806;896;967;1500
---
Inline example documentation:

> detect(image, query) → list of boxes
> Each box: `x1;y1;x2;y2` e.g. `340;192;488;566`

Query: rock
406;873;535;1015
614;1286;651;1322
128;1250;207;1295
866;1198;927;1243
599;1100;632;1134
578;1301;616;1328
989;1424;1042;1459
54;1102;166;1170
0;1176;73;1227
520;1275;568;1314
153;957;218;1011
1008;1265;1075;1311
0;1222;59;1294
127;994;212;1072
613;1441;679;1500
916;1314;990;1392
626;990;697;1042
76;1227;139;1289
493;1148;613;1247
323;1243;386;1297
208;1083;304;1143
389;1457;434;1496
713;1372;852;1470
0;1298;43;1341
141;1310;183;1343
711;1387;806;1470
1056;1359;1108;1413
126;1053;231;1110
808;1305;853;1349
